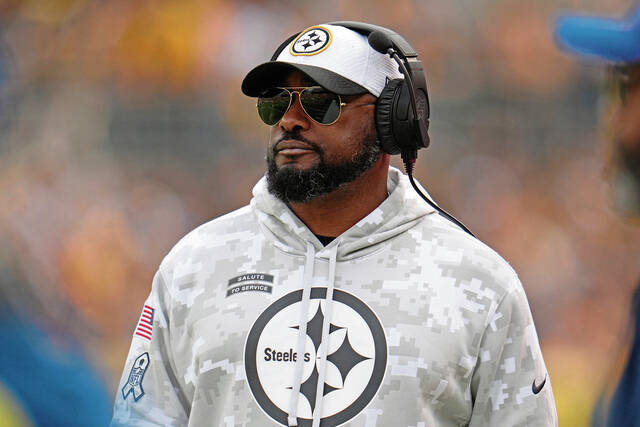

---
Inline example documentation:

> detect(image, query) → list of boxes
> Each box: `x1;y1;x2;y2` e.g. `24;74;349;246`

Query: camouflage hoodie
111;167;557;427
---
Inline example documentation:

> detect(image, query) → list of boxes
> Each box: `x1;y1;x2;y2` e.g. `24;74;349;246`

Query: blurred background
1;0;639;425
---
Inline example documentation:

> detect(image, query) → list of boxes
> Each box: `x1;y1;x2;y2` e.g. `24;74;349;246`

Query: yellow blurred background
0;0;639;425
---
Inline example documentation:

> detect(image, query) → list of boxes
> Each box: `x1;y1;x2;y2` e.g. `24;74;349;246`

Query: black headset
269;21;430;163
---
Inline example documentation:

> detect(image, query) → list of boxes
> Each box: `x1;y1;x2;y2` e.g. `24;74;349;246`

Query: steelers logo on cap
290;26;332;56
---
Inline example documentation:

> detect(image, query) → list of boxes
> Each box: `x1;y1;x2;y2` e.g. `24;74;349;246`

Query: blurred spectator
555;4;640;426
0;27;111;427
0;225;112;426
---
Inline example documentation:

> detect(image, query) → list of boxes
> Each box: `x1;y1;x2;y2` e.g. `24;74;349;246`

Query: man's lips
275;139;316;156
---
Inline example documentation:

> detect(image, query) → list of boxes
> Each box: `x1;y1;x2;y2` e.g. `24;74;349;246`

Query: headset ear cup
375;79;404;155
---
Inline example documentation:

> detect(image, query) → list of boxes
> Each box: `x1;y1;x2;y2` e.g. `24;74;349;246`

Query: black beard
265;128;380;204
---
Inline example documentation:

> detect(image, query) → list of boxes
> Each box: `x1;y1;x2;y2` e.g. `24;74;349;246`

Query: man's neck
288;156;390;237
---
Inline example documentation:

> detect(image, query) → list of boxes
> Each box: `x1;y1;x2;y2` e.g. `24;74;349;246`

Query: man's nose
278;93;311;132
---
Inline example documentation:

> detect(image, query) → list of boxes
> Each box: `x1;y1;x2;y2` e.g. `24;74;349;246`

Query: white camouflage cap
241;24;404;97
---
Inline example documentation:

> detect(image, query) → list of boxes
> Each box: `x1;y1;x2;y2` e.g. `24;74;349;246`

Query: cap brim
241;61;368;96
554;7;640;63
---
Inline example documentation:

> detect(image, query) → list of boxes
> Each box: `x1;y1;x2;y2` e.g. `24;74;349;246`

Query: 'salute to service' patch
227;273;274;297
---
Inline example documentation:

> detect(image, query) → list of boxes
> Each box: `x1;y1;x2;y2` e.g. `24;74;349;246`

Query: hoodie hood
250;167;436;260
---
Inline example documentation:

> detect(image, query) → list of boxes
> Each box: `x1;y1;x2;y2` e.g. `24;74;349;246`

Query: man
555;5;640;426
111;22;557;426
555;5;640;217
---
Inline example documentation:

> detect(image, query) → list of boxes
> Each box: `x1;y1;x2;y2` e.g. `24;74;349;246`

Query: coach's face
269;71;377;170
265;70;381;203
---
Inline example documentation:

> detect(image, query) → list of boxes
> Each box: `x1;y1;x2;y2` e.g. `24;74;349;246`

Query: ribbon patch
122;353;150;402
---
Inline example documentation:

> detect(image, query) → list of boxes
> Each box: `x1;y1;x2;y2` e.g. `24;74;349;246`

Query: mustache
272;132;323;154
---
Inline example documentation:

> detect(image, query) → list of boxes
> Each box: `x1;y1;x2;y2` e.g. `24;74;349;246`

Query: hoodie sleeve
111;269;189;427
468;286;558;427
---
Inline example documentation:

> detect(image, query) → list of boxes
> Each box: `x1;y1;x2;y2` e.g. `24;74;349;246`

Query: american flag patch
135;305;155;341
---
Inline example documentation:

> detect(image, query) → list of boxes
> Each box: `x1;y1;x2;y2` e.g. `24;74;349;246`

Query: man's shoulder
160;204;258;268
419;213;523;297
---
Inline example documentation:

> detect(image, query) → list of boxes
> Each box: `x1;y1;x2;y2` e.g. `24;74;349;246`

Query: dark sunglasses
256;86;346;126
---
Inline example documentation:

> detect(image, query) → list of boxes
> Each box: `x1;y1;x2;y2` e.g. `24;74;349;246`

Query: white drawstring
312;245;338;427
288;242;315;426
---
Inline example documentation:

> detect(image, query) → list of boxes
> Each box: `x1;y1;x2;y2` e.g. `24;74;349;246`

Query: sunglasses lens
300;88;341;124
257;90;291;125
257;87;342;125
